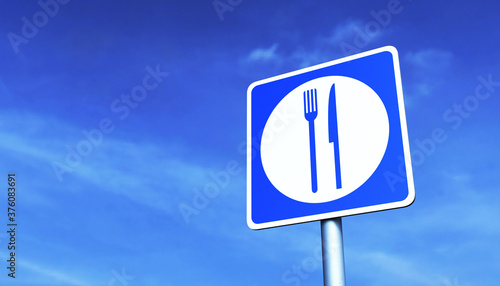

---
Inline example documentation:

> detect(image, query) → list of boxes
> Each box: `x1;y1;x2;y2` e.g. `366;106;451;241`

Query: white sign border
247;46;415;230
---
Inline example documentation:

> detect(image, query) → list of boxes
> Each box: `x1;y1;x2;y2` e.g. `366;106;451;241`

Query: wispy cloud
402;48;454;106
2;1;500;285
241;19;390;70
349;249;439;285
326;20;367;46
0;109;214;217
405;49;453;71
246;44;280;63
290;19;392;68
0;258;93;286
289;20;365;68
22;264;90;286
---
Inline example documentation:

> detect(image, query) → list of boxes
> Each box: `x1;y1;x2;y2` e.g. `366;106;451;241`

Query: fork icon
304;89;318;193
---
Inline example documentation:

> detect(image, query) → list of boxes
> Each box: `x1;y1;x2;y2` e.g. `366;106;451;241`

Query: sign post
321;218;346;286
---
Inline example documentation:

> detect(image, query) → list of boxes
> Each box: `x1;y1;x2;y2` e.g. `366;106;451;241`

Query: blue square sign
247;46;415;230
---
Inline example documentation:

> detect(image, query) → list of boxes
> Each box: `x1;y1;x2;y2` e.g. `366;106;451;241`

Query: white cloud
404;49;453;71
0;109;221;219
288;21;362;68
324;19;367;46
290;47;330;69
349;249;441;286
7;259;92;285
247;44;279;63
242;19;389;69
289;19;391;68
338;161;500;285
402;48;454;104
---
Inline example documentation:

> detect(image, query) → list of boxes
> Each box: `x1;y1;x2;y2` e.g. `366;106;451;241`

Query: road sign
247;46;415;230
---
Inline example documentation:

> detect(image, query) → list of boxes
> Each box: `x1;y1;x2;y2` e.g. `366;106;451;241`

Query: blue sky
1;0;500;285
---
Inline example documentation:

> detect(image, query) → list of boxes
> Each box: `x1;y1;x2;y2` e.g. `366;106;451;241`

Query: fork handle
308;121;318;193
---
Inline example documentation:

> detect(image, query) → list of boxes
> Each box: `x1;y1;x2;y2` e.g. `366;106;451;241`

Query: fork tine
307;89;311;113
305;90;308;113
313;89;317;112
306;90;311;113
303;91;306;115
307;90;311;113
309;89;314;113
309;89;314;112
303;89;318;115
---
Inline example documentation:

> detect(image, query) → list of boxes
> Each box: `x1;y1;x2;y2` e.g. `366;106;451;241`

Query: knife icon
328;84;342;189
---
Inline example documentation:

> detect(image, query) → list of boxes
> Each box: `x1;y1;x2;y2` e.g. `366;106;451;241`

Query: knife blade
328;83;342;189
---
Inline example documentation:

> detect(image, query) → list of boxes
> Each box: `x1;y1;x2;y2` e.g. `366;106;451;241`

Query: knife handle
334;141;342;189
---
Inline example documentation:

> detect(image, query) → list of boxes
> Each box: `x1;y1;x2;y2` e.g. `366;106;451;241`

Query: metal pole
321;218;346;286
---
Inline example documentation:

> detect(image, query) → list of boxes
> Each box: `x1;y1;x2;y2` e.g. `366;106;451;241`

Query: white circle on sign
260;76;389;203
